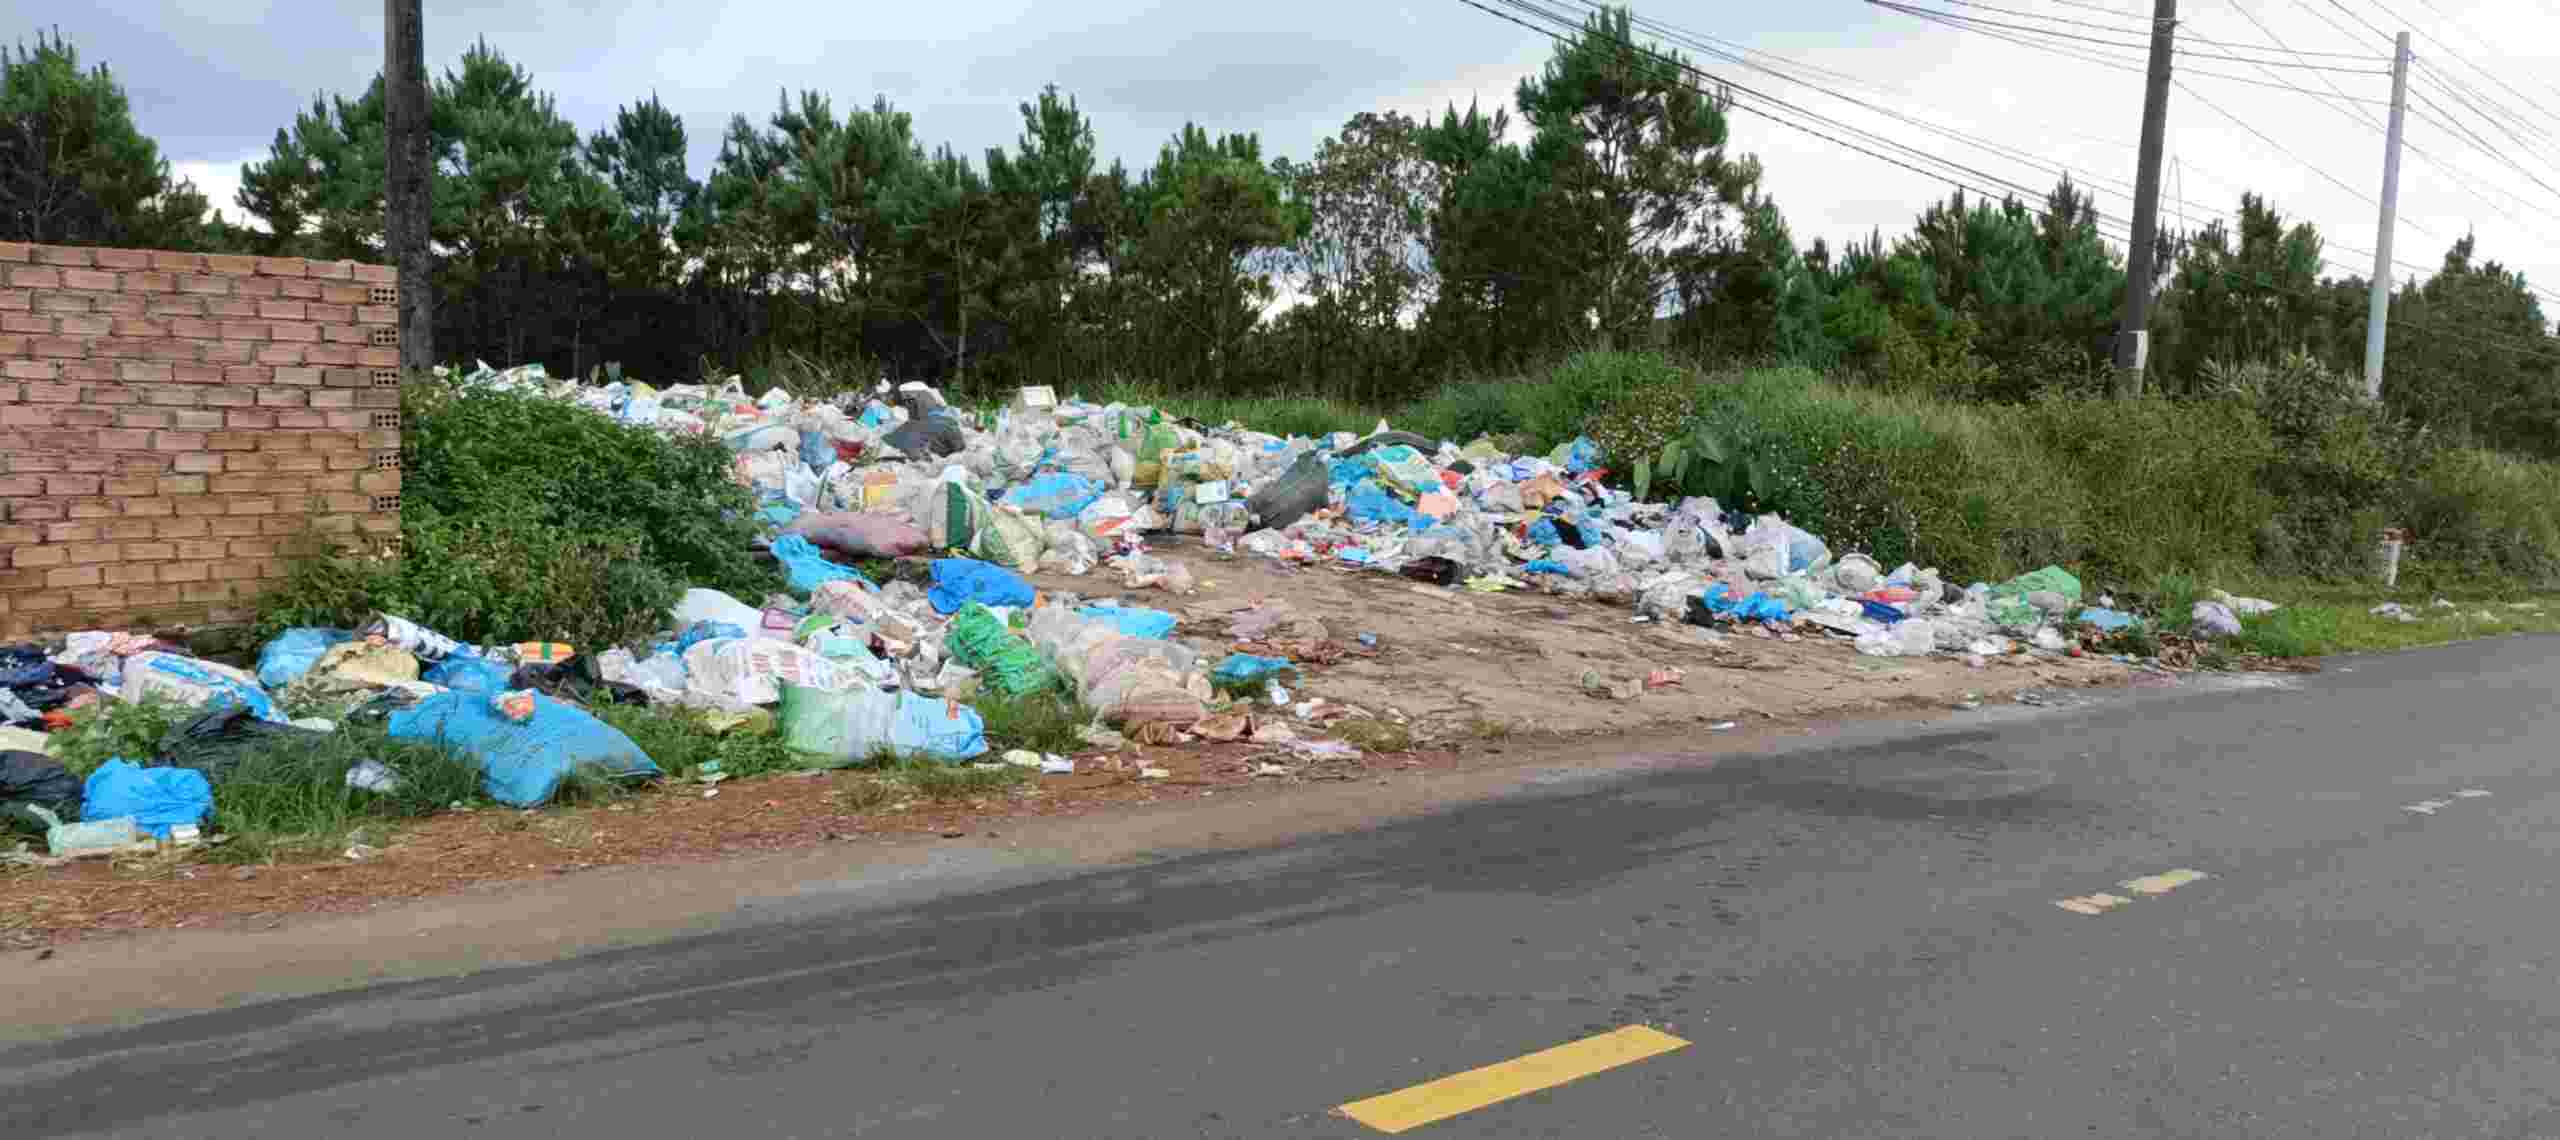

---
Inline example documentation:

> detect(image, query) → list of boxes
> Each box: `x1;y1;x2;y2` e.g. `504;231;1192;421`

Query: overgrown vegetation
255;372;776;646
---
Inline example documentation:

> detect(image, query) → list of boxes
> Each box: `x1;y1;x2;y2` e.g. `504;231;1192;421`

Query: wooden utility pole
2112;0;2177;398
383;0;433;371
2363;31;2412;401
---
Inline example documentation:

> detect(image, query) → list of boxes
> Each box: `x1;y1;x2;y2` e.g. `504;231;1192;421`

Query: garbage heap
2;361;2215;853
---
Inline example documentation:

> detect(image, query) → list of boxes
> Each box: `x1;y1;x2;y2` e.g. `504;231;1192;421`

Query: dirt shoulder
2;544;2130;964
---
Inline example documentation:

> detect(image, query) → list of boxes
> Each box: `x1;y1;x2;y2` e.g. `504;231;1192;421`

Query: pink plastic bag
787;511;929;559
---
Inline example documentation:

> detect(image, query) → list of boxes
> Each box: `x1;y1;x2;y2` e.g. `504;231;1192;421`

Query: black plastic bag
883;410;966;459
1;750;81;830
1399;556;1461;587
156;705;331;781
1246;451;1329;531
510;655;649;708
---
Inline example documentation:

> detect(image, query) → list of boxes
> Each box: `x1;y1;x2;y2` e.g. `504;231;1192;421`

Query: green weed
972;688;1094;756
593;703;807;781
199;722;481;864
43;697;192;777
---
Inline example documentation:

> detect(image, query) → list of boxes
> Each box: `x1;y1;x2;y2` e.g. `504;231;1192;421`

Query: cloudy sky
45;0;2560;298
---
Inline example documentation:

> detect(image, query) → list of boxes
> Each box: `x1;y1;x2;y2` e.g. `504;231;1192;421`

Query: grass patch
199;722;482;865
2232;607;2345;658
972;687;1093;756
1329;717;1415;753
592;703;805;780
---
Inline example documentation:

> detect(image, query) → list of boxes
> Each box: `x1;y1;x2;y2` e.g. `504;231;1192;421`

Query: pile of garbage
5;360;2264;857
474;361;2193;662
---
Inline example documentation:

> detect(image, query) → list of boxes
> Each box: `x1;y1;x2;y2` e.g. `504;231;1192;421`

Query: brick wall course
0;243;399;637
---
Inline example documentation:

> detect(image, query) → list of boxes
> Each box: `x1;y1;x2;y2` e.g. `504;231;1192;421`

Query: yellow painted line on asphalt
1337;1025;1690;1134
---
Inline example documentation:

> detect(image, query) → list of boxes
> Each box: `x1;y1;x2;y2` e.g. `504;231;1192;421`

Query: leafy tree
583;93;699;287
2383;235;2560;456
1416;99;1558;370
1125;125;1303;390
1272;110;1441;400
985;86;1098;383
0;30;222;249
1510;5;1762;349
881;144;1013;384
2155;193;2328;392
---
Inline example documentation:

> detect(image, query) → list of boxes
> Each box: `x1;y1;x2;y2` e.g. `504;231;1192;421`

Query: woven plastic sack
1371;445;1442;497
681;638;843;706
776;683;987;765
387;691;660;807
973;505;1046;570
123;652;281;722
945;604;1059;698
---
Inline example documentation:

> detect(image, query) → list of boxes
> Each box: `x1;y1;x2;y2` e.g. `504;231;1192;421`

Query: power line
1936;0;2387;58
1871;1;2399;103
1457;0;2560;343
1868;1;2393;71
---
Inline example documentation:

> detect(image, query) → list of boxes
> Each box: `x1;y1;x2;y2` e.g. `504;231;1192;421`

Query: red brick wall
0;242;403;640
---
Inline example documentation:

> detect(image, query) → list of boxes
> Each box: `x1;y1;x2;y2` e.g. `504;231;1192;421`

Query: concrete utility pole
384;0;433;371
2112;0;2177;398
2364;31;2413;401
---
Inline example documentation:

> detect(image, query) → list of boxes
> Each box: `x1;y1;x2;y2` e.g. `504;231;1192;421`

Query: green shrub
255;512;681;648
2016;394;2273;583
45;697;193;777
402;374;776;597
2404;446;2560;585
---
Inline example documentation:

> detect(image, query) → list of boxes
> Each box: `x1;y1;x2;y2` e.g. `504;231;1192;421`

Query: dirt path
1028;542;2130;737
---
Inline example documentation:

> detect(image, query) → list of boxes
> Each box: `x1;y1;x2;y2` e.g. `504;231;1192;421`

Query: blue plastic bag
2077;607;2139;632
1328;452;1383;488
1527;518;1563;547
1522;559;1570;576
928;558;1036;615
1345;479;1432;530
1002;472;1103;520
1565;437;1602;474
82;759;211;839
1702;583;1791;623
1211;653;1296;691
1860;599;1908;625
422;653;514;694
772;533;868;595
387;691;661;807
1079;604;1177;639
676;621;747;654
759;499;804;528
255;628;352;689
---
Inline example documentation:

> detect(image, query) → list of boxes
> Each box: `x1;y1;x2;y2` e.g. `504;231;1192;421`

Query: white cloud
168;154;261;228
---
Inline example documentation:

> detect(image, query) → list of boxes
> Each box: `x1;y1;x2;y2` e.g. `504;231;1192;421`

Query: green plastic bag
946;604;1060;697
1988;565;2082;628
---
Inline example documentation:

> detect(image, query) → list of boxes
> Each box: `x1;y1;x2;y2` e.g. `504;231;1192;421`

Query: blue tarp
387;691;660;808
82;759;211;839
927;558;1035;615
254;628;352;689
1078;604;1178;639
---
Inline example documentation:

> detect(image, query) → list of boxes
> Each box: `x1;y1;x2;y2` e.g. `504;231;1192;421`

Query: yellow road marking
2120;868;2208;896
1338;1025;1690;1134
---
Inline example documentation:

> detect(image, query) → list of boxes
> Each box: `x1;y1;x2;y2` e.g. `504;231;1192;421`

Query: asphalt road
10;635;2560;1138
